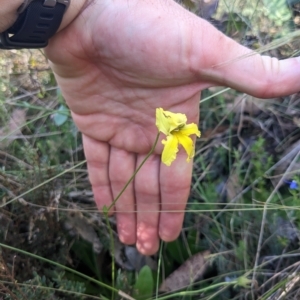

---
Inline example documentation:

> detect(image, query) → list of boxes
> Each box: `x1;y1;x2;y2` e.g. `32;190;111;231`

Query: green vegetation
1;0;300;299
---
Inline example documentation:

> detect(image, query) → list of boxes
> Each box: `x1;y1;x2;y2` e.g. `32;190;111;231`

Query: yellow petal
173;132;195;162
180;123;201;137
162;110;187;132
161;134;179;166
156;108;171;135
156;108;187;134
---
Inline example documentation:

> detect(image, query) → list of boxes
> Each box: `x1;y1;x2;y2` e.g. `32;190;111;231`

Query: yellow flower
156;108;201;166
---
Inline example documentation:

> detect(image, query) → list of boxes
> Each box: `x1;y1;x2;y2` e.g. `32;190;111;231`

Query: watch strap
0;0;67;49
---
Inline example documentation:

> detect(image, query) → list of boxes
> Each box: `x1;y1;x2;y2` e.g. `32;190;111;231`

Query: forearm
0;0;88;33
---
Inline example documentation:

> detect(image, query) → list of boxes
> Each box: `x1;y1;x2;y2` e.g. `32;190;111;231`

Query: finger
82;134;114;213
109;147;136;245
159;151;193;242
158;93;199;241
135;154;161;255
188;17;300;97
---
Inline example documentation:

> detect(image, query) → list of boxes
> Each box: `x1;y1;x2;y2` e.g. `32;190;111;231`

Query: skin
3;0;300;255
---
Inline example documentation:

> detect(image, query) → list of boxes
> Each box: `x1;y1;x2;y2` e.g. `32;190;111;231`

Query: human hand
45;0;300;255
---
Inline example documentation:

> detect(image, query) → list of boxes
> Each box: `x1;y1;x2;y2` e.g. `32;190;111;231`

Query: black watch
0;0;70;49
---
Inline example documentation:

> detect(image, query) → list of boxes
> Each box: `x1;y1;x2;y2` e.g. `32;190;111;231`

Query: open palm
45;0;300;254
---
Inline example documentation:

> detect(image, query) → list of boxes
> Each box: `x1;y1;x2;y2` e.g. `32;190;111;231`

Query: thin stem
157;281;234;300
104;212;116;299
103;132;160;299
156;241;164;299
107;132;160;212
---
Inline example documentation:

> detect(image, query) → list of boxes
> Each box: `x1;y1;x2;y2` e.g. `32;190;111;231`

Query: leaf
56;88;65;102
71;239;101;279
133;265;153;300
52;104;69;126
166;240;190;265
159;250;210;293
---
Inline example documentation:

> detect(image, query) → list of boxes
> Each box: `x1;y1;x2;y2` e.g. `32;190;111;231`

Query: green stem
156;281;235;300
103;132;160;299
156;241;164;298
104;213;116;299
107;132;160;212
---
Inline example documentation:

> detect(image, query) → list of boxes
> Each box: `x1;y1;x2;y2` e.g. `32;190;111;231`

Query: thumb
190;19;300;98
